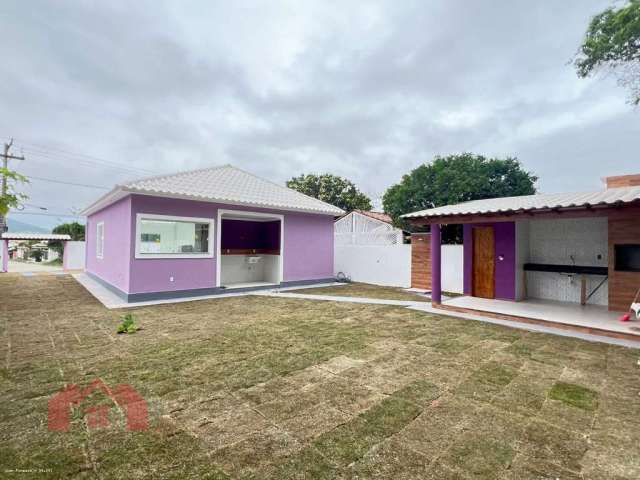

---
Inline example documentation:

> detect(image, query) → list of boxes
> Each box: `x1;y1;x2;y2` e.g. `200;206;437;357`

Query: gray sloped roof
402;186;640;219
81;164;344;216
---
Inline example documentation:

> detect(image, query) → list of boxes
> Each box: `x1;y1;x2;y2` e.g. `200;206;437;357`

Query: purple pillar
1;239;8;273
431;224;441;304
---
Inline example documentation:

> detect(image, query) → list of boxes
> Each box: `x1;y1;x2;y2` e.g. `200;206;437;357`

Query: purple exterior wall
128;195;217;295
85;196;132;292
282;212;334;282
1;239;8;273
86;193;335;295
463;222;516;300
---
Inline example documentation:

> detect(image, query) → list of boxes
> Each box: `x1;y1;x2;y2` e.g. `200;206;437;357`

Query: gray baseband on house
107;277;337;303
127;286;226;303
85;271;130;302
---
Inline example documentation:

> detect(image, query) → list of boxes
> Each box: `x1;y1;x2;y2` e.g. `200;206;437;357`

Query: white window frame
216;208;284;287
96;222;104;259
135;213;215;259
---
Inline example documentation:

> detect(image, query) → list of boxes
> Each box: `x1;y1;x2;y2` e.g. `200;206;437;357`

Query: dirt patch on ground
0;275;639;479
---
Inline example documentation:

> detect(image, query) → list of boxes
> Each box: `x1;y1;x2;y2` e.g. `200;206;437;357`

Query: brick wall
608;212;640;311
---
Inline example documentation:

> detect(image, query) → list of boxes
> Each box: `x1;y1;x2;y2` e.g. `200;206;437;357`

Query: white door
0;240;5;272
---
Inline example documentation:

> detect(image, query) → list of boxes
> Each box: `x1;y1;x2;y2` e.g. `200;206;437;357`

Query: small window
96;222;104;259
615;244;640;272
135;214;213;258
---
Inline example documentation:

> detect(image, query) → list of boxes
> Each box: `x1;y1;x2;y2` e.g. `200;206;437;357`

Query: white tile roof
2;233;71;240
81;165;344;216
402;186;640;219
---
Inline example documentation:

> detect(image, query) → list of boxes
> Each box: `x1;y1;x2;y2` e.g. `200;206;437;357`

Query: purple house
80;165;343;302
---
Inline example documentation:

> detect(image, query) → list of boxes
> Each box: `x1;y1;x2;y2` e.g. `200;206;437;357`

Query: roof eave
405;201;639;224
82;187;344;217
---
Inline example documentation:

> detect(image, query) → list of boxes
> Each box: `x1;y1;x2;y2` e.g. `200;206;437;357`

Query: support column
63;241;68;271
1;239;8;273
430;224;441;304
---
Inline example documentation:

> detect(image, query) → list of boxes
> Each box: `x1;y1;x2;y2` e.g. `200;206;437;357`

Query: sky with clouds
1;0;638;229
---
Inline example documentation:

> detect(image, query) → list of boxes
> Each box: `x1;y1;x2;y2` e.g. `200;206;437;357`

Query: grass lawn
1;275;639;479
293;282;430;302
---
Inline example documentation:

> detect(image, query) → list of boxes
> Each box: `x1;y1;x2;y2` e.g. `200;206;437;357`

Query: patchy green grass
292;281;429;302
0;275;639;479
549;381;599;411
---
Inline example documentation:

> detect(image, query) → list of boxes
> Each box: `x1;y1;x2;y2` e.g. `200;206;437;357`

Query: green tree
287;173;372;212
0;166;28;216
383;154;537;241
575;0;640;105
49;222;85;257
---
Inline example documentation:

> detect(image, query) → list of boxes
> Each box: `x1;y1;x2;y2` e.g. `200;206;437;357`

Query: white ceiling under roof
80;165;344;216
402;186;640;219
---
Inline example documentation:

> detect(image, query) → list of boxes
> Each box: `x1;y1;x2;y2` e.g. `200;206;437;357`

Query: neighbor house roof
354;210;394;224
80;165;345;216
2;233;71;240
402;185;640;220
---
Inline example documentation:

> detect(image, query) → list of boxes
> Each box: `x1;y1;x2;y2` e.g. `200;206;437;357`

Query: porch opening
218;211;282;289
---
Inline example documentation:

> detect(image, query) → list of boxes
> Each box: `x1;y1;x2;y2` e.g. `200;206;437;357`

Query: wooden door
473;227;495;299
411;233;431;290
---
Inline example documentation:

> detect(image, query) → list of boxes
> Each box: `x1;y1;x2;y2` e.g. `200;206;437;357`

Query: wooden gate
411;233;431;290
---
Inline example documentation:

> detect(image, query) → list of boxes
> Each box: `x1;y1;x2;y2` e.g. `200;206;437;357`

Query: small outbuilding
80;165;343;302
403;174;640;341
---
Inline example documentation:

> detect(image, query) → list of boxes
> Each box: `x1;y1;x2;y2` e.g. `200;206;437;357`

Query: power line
26;175;111;190
9;211;82;218
24;149;153;176
8;137;155;175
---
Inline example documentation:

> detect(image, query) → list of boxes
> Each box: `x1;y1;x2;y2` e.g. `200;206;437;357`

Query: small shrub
117;314;138;334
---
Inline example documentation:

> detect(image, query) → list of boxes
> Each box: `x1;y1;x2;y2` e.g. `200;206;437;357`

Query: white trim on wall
216;208;285;287
134;213;215;259
96;221;104;259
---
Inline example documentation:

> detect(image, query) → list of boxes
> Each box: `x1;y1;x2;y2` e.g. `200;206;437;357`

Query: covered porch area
439;295;640;341
403;176;640;342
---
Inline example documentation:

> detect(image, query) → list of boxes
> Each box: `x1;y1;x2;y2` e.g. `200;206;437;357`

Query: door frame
216;208;284;287
472;226;495;299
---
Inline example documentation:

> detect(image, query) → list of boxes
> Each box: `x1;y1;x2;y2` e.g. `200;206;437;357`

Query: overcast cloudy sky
1;0;638;229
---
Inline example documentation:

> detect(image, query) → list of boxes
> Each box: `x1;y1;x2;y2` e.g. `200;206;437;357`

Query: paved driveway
1;275;639;479
8;260;64;273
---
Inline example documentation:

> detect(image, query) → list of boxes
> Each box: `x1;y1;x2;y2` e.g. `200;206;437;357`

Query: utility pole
1;138;25;233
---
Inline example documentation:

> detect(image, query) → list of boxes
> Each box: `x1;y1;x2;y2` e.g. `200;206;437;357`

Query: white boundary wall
335;245;411;287
441;245;464;294
334;244;464;292
64;241;86;270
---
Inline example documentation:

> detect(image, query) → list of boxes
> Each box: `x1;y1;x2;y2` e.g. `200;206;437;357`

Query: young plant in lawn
117;314;138;334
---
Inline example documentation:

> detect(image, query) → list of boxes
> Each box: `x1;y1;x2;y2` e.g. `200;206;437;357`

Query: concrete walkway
251;290;424;307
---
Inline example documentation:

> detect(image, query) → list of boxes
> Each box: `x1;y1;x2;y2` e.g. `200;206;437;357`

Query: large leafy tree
575;0;640;105
383;154;537;240
287;173;372;212
49;222;85;257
